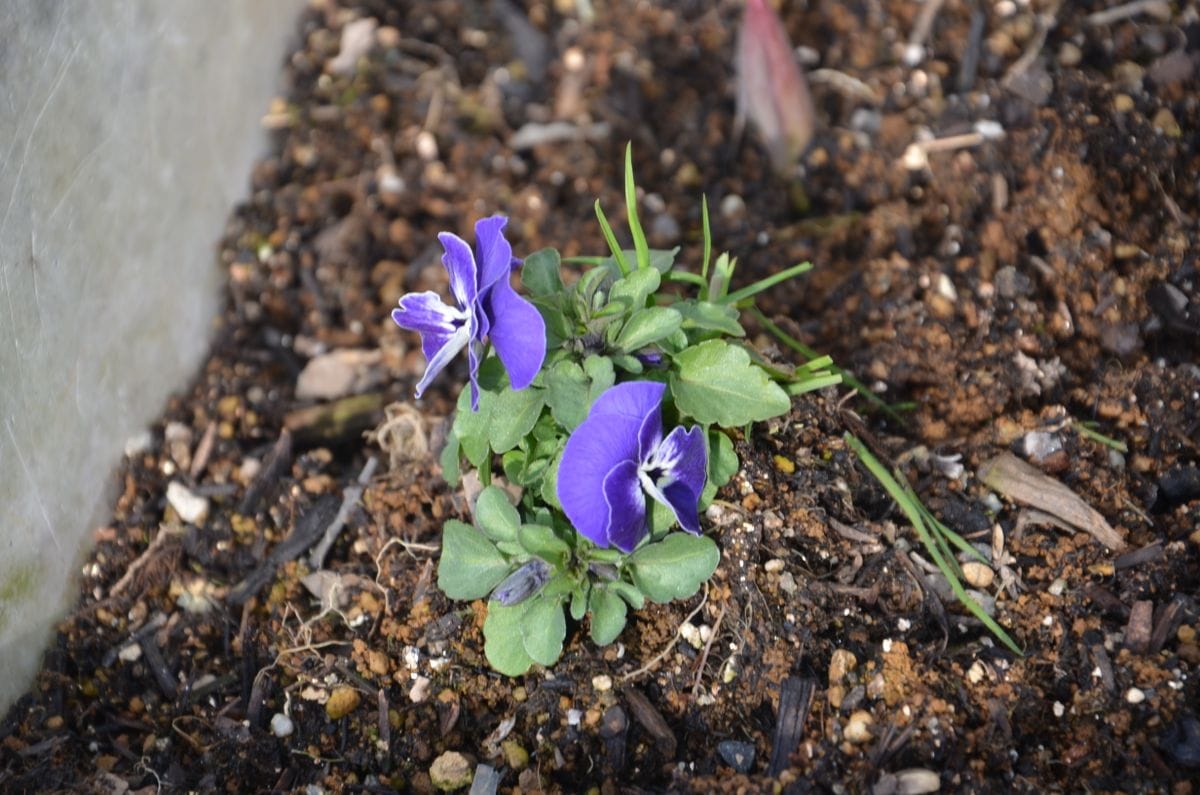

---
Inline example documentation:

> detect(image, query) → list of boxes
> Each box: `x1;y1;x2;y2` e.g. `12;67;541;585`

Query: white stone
270;712;295;737
166;481;209;525
1125;688;1145;704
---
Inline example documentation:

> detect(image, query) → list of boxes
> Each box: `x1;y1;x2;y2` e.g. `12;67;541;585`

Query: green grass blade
663;271;708;288
1073;420;1128;453
845;433;1022;656
594;200;630;276
700;195;713;289
786;374;842;395
753;308;906;425
718;262;812;306
624;143;651;271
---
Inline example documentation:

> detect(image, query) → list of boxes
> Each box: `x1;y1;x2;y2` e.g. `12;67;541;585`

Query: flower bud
490;558;552;606
736;0;816;174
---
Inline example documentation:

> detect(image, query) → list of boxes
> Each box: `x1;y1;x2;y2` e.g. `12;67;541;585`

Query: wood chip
622;687;677;758
768;677;816;776
1124;600;1154;654
978;452;1127;551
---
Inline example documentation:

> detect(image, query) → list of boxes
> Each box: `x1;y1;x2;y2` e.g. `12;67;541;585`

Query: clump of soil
3;0;1199;792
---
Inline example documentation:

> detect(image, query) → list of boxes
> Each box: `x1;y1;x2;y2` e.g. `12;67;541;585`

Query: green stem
718;262;812;305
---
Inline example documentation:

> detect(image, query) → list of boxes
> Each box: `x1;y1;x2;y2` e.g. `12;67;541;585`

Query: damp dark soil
4;0;1200;792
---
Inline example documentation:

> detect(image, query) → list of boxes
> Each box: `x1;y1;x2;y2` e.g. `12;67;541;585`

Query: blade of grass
700;195;713;289
845;433;1022;656
594;200;630;276
718;262;812;305
1073;420;1128;453
786;374;842;395
664;271;708;288
753;307;906;425
624;143;651;271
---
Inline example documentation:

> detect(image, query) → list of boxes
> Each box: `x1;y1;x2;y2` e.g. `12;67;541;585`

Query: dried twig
228;495;340;605
1085;0;1171;25
620;584;709;682
309;456;379;570
109;523;185;598
691;600;728;700
767;677;816;776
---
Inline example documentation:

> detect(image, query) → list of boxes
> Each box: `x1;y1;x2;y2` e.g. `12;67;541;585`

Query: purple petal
473;215;514;296
646;425;707;535
590;381;666;426
558;385;651;548
603;460;648;552
437;231;478;311
484;279;546;391
391;292;471;397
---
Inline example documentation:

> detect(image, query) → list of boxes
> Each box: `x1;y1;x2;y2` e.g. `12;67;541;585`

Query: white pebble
118;644;142;662
567;709;583;727
166;481;209;524
1052;701;1065;717
271;712;295;737
1048;579;1067;596
409;675;432;703
764;558;785;573
592;675;613;692
1125;688;1145;704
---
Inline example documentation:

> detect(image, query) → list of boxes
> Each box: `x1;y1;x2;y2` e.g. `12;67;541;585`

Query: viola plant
394;145;839;675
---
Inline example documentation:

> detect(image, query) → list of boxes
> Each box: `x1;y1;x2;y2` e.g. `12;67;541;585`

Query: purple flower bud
736;0;815;173
491;558;552;606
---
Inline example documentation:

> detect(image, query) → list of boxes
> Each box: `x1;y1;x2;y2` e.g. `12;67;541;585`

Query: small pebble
430;751;474;791
764;558;785;573
1053;702;1065;718
961;562;994;589
592;674;613;692
1049;578;1067;596
1125;687;1145;705
719;194;746;221
409;675;432;703
271;712;295;738
844;710;874;744
966;661;985;684
1113;94;1135;113
166;481;209;524
325;686;361;720
1058;42;1082;66
829;649;857;685
717;740;756;773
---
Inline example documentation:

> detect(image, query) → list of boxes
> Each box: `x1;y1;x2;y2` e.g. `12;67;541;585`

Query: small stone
828;649;857;685
416;131;439;162
271;712;295;737
961;562;994;590
717;740;756;773
778;572;797;594
1049;578;1067;596
827;685;846;709
773;455;795;474
591;674;613;692
1113;94;1135;113
501;739;529;771
409;676;432;704
719;194;746;221
1179;626;1197;644
1152;108;1181;137
1058;42;1082;66
764;558;785;573
891;768;941;794
844;710;874;744
118;644;142;662
325;686;361;720
966;661;985;684
680;622;703;649
430;751;474;791
1125;687;1146;705
44;715;64;731
866;673;885;700
166;481;209;525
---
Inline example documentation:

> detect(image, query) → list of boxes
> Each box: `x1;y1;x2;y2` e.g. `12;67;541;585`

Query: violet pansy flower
558;381;707;552
391;215;545;410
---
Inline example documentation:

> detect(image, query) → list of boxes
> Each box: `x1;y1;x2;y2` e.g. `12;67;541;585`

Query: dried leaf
978;452;1126;551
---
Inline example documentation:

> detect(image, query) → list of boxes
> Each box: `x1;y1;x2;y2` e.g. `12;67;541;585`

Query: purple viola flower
391;215;546;410
557;381;707;552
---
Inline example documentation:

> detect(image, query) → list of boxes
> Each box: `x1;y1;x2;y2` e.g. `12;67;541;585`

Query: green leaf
475;486;521;544
583;355;615;401
625;143;651;272
611;354;644;374
616;307;682;353
608;267;660;314
544;360;590;430
488;386;546;453
453;386;494;467
605;579;646;610
438;520;511;600
439;430;461;487
484;603;535;676
570;582;590;620
670;340;791;426
589;588;628;645
522;248;564;297
521;594;567;666
708;430;738;490
517;524;571;568
674;299;745;337
629;533;720;604
540;449;563;510
594;201;630;276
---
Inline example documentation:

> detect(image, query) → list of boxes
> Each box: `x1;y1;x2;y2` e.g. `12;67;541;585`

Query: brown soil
4;0;1199;792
